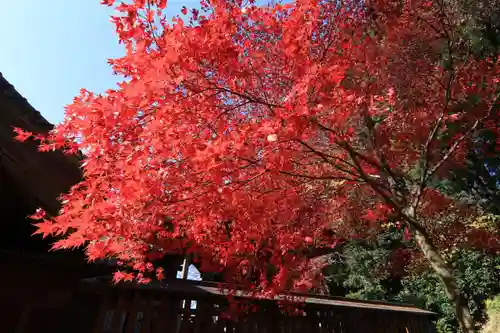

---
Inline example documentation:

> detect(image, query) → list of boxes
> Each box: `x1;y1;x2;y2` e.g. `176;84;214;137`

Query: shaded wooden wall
0;72;110;332
0;72;81;216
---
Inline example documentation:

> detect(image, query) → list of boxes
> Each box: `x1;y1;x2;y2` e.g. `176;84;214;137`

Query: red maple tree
17;1;498;332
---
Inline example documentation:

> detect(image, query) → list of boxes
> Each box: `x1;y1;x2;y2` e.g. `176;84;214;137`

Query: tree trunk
414;229;477;333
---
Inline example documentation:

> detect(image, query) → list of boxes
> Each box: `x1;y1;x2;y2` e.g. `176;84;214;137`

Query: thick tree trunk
414;229;477;333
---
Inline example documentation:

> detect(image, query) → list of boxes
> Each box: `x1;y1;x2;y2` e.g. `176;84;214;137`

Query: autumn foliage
16;0;498;321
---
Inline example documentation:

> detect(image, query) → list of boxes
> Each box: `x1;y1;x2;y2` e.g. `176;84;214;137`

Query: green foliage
482;296;500;333
396;249;500;333
447;0;500;58
323;226;409;301
485;296;500;312
324;242;499;333
433;129;500;215
327;243;391;300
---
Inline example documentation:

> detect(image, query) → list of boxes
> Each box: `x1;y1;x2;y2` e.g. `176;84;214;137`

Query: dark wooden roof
0;72;81;215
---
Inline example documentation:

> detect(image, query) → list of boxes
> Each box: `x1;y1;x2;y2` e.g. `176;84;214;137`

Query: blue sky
0;0;198;124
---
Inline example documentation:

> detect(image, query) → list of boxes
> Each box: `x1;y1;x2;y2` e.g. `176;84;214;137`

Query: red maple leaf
12;127;33;142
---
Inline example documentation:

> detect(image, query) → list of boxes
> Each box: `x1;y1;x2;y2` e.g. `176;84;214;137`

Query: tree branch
277;170;359;182
413;67;455;209
426;92;499;181
296;139;359;177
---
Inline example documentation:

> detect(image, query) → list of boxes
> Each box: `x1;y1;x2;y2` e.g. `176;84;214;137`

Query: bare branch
426;92;499;179
277;170;359;182
296;139;359;176
412;68;455;209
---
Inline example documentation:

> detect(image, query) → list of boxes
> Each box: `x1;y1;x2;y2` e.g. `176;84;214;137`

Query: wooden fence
80;278;435;333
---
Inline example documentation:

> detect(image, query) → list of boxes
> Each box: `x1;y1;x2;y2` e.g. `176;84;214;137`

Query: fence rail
81;279;435;333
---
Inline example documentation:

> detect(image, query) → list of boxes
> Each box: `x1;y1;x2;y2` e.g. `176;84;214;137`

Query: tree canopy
17;1;498;332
